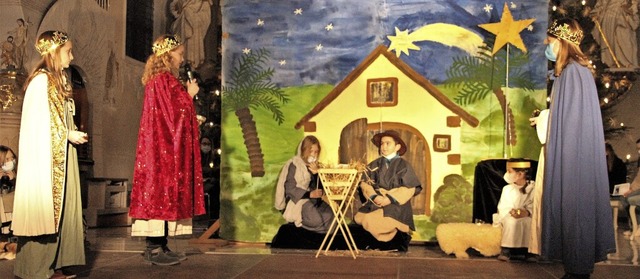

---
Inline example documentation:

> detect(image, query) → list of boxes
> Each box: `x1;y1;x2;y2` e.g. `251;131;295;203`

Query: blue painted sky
221;0;549;88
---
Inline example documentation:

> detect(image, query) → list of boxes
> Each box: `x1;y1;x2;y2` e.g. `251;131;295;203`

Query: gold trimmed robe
12;72;69;236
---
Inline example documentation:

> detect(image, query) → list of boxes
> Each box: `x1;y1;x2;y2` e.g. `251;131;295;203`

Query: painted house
295;45;479;215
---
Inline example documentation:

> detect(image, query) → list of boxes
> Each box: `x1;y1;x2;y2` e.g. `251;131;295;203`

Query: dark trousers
145;222;168;249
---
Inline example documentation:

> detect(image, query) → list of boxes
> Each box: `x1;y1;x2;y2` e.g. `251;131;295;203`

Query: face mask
503;172;517;184
307;156;316;164
545;40;558;62
200;145;211;153
1;160;15;172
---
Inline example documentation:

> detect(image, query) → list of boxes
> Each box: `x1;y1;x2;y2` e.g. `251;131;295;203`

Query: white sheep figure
436;223;502;259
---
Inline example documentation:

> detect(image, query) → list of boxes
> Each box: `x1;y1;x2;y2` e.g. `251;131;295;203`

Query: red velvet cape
129;72;205;220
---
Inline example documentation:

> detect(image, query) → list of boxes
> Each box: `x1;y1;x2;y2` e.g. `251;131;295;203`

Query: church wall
0;0;172;182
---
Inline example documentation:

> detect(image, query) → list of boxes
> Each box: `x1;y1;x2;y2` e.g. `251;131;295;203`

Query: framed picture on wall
433;134;451;152
366;77;398;107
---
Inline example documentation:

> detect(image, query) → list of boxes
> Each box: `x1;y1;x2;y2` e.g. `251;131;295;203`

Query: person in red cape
129;34;205;266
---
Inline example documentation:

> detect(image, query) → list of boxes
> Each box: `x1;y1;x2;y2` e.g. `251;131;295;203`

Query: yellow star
478;3;535;55
387;27;420;57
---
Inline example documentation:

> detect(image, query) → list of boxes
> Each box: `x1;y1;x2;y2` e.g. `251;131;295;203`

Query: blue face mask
545;40;558;62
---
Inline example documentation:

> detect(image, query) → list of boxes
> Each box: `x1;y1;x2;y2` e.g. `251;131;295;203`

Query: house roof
294;45;480;129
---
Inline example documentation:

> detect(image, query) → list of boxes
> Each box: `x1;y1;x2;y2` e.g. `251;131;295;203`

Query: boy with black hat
354;130;422;250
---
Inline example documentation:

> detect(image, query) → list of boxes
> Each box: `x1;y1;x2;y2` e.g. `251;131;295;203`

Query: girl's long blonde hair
300;135;321;161
549;19;592;77
141;35;181;85
23;31;72;97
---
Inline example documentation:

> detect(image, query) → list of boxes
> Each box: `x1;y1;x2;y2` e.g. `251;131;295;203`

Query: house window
433;134;451;152
126;0;153;62
366;78;398;107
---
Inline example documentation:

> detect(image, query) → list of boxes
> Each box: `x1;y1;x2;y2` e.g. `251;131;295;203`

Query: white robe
11;74;58;236
275;151;311;228
494;182;534;248
529;109;548;254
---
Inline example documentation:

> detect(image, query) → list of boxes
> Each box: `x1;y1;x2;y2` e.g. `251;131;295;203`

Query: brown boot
49;270;66;279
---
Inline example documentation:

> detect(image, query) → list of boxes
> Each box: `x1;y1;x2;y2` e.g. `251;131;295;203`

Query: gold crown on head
547;20;584;46
152;35;182;56
35;31;69;56
507;161;531;169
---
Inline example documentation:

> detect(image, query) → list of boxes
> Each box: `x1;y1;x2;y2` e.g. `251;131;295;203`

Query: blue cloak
541;62;616;274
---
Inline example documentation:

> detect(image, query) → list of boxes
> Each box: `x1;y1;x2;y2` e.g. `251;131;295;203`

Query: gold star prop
478;3;535;55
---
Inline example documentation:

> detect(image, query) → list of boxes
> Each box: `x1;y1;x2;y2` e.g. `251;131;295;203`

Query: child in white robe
493;159;534;261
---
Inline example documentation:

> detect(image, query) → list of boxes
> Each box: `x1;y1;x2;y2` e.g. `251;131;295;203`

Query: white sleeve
536;109;549;144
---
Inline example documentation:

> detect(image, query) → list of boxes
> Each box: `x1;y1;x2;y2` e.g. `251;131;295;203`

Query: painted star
483;4;493;14
242;48;251;54
315;44;323;51
294;8;303;15
527;25;534;31
279;60;287;66
478;3;535;54
387;27;420;57
257;19;264;26
325;23;334;31
510;2;517;9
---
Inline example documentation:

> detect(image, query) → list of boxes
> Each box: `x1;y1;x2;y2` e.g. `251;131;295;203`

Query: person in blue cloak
533;18;616;278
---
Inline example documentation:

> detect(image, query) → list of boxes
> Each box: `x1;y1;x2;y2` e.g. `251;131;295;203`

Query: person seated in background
200;137;214;191
0;145;17;193
354;130;422;250
493;159;534;262
274;135;333;233
200;137;220;220
621;139;640;238
606;143;627;194
0;145;17;234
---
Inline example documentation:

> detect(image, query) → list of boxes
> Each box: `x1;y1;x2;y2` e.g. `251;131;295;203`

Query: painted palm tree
444;39;535;146
222;48;288;177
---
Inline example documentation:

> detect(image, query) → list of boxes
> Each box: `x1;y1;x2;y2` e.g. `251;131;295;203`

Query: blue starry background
220;0;549;242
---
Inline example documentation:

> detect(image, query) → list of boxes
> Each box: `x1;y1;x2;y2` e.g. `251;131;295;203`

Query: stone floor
0;219;638;278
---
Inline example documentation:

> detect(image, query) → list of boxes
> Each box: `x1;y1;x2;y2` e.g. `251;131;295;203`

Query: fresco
220;0;549;242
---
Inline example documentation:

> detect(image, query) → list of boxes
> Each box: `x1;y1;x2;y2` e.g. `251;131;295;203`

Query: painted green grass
220;83;547;242
220;84;333;241
438;84;546;179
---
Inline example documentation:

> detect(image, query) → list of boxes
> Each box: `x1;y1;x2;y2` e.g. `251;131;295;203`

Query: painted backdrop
220;0;549;242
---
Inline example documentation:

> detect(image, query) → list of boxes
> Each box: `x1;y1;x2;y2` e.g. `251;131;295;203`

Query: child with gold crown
493;159;534;262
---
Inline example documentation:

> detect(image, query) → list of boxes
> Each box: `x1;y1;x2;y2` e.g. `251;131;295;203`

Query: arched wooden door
338;119;431;215
338;118;368;165
69;66;90;160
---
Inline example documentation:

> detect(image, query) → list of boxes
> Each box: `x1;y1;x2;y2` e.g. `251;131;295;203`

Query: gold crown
35;31;69;56
507;161;531;169
152;35;182;56
547;20;584;46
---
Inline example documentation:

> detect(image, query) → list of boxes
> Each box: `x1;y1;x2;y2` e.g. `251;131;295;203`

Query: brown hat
372;130;407;156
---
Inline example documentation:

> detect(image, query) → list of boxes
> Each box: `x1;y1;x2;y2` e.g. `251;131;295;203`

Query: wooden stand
189;219;229;246
315;168;361;259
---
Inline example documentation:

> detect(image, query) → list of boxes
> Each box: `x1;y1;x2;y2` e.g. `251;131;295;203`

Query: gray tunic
358;156;422;230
